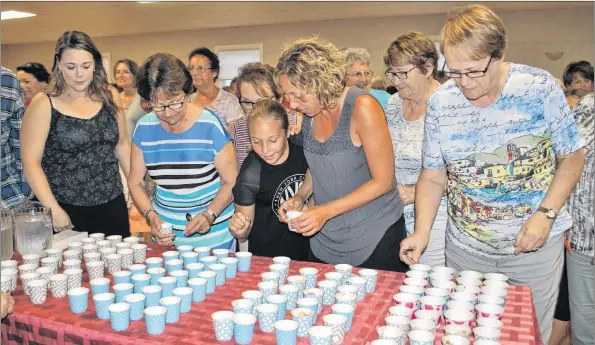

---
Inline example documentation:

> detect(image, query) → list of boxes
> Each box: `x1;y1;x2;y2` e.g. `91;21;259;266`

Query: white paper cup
388;305;415;319
286;211;302;232
483;273;508;282
458;271;483;281
27;279;48;304
442;335;470;345
477;317;503;330
49;273;68;298
475;304;504;320
408;330;435;344
444;324;472;339
473;326;501;342
406;270;429;280
377;325;405;341
444;309;474;327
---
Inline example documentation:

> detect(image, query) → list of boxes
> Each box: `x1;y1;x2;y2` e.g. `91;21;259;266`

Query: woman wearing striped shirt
128;53;238;249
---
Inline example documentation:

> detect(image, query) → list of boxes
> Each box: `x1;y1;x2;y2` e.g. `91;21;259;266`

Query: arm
8;80;30;199
111;88;132;178
229;204;255;241
413;169;447;239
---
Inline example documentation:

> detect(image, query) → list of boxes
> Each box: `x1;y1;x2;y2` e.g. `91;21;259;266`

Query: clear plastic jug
14;201;53;255
0;209;14;261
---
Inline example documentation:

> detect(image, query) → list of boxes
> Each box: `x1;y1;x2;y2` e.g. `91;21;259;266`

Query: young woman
229;99;310;260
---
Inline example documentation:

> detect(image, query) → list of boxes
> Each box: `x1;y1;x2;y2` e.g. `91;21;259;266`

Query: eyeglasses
385;66;417;80
443;56;493;79
239;97;274;111
148;97;186;112
187;66;213;73
346;71;374;79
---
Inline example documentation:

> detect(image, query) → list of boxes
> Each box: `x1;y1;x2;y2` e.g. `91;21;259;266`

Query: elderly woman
343;47;391;109
128;53;238;249
399;5;584;341
384;32;447;267
277;37;407;272
16;62;50;108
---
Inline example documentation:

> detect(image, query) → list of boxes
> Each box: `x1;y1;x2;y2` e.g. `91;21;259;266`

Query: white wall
2;8;593;79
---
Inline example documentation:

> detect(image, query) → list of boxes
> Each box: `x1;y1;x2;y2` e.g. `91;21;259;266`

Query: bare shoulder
352;94;385;124
26;92;52;119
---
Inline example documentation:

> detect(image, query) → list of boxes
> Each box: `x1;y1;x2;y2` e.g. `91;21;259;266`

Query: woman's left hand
185;212;213;236
290;205;331;237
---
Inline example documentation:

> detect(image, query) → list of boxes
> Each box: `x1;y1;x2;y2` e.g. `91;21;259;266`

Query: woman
21;31;131;237
188;47;243;127
384;32;447;267
229;99;310;260
16;62;50;108
277;37;407;272
234;62;303;165
129;53;238;249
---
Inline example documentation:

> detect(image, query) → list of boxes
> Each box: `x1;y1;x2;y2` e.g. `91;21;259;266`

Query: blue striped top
132;108;235;249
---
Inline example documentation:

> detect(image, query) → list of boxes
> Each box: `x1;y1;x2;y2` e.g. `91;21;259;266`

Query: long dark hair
49;31;117;115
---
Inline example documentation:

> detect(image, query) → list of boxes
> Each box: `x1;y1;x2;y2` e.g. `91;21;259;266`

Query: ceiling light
1;10;36;21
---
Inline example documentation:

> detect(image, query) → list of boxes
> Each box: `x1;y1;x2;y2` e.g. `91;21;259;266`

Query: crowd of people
1;4;593;345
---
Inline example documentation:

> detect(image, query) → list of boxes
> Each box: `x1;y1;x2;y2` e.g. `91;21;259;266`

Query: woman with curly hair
277;37;407;271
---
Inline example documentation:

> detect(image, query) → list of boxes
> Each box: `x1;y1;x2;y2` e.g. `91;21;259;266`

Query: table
2;244;544;345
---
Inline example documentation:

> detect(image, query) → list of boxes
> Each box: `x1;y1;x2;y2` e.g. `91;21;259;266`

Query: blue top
369;89;390;110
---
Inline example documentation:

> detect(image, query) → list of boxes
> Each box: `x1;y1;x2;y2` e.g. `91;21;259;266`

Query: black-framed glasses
346;71;374;79
443;56;494;79
187;66;213;73
148;97;186;112
239;97;274;111
385;66;417;80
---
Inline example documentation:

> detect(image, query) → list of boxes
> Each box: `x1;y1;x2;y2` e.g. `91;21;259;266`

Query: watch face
546;210;556;219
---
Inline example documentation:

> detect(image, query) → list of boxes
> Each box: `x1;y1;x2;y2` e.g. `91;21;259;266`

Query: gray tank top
302;87;403;265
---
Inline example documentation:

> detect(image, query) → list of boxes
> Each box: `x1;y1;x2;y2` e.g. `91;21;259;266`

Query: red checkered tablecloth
1;244;543;345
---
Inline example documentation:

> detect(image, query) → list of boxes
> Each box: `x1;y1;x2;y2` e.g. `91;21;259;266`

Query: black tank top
41;94;122;206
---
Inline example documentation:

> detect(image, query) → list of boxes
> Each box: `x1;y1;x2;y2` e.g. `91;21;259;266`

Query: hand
278;194;305;223
148;212;175;247
229;212;251;239
290;205;330;237
399;232;430;265
1;292;15;319
515;212;553;255
397;185;416;205
287;124;302;137
52;207;73;232
185;212;212;237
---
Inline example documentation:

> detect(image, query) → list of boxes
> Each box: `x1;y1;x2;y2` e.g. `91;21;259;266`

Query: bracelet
143;207;157;223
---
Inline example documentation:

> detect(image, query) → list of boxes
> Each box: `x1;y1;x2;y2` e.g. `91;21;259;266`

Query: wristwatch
537;207;557;220
205;209;217;224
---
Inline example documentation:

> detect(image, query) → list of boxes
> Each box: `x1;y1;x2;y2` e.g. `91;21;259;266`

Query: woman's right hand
278;194;305;223
52;207;73;232
229;212;251;239
148;212;175;247
399;232;430;265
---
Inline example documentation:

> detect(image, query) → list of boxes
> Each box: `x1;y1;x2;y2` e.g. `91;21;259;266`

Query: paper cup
124;293;146;321
483;273;508;282
286;211;302;232
63;268;83;290
193;246;211;259
256;303;279;333
144;306;167;335
173;287;193;313
442;335;470;345
408;330;435;345
266;294;288;320
86;260;105;280
475;304;504;320
322;313;347;344
473;326;501;342
113;283;134;303
235;252;252;272
27;279;48;304
393;292;420;310
131;243;148;264
377;325;405;342
332;303;355;331
90;277;111;296
444;309;474;327
108;302;131;331
143;285;163;307
477;317;503;330
93;292;115;320
477;294;505;307
160;296;182;323
291;308;315;337
274;320;298;345
187;277;207;303
212;310;234;341
358;268;379;292
385;315;410;333
444;324;472;339
158;276;177;297
389;305;415;319
458;271;483;281
409;264;432;274
67;287;89;313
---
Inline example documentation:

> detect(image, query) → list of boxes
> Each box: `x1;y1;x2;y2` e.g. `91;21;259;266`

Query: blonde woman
277;37;407;272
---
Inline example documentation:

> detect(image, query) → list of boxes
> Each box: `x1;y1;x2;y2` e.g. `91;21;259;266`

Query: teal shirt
369;89;390;110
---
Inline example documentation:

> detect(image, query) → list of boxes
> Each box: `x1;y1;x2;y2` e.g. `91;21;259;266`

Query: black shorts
58;194;130;238
554;254;570;321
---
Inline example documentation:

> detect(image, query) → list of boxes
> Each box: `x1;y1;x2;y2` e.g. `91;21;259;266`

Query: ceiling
2;1;593;45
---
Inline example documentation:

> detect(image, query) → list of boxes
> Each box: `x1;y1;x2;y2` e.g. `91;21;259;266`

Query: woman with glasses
16;62;50;108
276;37;407;272
188;47;243;128
21;31;131;236
128;53;238;249
229;99;310;260
399;5;584;342
384;32;447;267
343;47;391;110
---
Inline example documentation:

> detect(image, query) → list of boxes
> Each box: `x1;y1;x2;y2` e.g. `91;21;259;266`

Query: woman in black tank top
21;31;132;237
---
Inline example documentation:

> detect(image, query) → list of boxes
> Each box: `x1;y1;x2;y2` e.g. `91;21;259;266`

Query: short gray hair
344;47;371;72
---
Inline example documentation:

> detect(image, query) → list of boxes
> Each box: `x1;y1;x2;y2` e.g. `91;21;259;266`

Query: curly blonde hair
276;36;345;110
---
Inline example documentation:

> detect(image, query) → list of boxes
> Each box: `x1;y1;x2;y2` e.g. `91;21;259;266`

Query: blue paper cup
358;269;379;292
186;263;205;278
256;303;279;333
199;255;217;267
258;281;278;300
90;277;110;296
279;284;299;310
113;270;132;285
173;287;193;313
261;272;280;284
287;275;306;296
274;320;298;345
145;257;163;269
303;288;324;314
198;271;217;294
144;306;167;335
331;303;355;331
208;264;226;286
132;274;151;293
113;283;134;303
235;252;252;272
147;267;166;285
93;292;115;320
347;276;367;301
296;297;318;323
299;267;319;290
194;247;211;259
212;310;234;341
162;250;179;262
233;313;257;345
165;259;184;273
317;280;338;306
67;287;89;314
170;270;189;288
212;248;229;263
158;276;177;297
176;245;193;255
108;303;131;332
269;264;288;286
181;252;199;268
160;296;181;323
232;298;255;314
124;293;146;321
290;308;315;337
220;257;238;279
266;294;288;320
142;285;163;307
308;325;333;345
187;277;207;302
129;264;147;276
242;290;263;315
